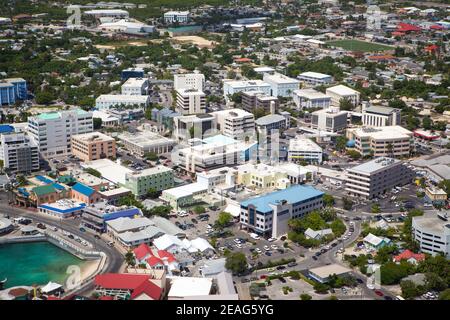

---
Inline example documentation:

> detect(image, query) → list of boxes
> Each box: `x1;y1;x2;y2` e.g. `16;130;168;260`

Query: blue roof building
0;124;15;134
240;185;324;237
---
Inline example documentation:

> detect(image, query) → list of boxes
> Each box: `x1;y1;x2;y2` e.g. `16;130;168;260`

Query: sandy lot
173;36;216;48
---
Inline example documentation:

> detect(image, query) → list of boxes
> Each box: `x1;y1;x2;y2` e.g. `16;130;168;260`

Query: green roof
57;175;76;184
32;185;57;196
38;109;88;120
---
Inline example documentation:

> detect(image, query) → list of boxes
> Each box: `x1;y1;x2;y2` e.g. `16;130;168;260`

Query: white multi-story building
172;114;217;142
262;72;300;97
95;94;150;110
173;134;258;173
28;109;93;159
293;89;331;110
223;80;271;97
412;211;450;259
164;11;190;24
362;105;401;127
211;109;255;140
175;88;206;115
288;136;323;164
121;78;148;95
345;157;414;199
298;72;333;86
0;132;39;173
174;72;205;91
310;107;348;132
326;84;360;107
346;126;413;158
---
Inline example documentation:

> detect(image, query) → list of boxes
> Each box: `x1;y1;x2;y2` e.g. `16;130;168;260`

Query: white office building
211;109;255;140
223;80;271;97
0;132;39;173
293;89;331;110
176;88;206;115
298;72;333;86
362;105;401;127
326;84;360;107
164;11;190;24
173;135;258;173
121;78;148;95
310;107;348;132
412;211;450;259
345;157;414;199
28;109;93;159
95;94;150;110
262;72;300;97
84;9;129;18
288;136;323;164
174;72;205;91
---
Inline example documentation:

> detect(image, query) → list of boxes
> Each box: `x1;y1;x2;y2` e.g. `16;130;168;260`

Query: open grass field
326;39;393;52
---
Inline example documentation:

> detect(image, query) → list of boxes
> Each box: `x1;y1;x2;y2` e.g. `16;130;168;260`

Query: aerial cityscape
0;0;450;304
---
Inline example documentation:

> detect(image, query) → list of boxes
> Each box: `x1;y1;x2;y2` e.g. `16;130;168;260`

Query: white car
249;233;260;240
255;248;262;254
263;245;270;251
207;224;213;229
270;244;278;250
236;243;242;249
234;238;241;244
267;237;277;242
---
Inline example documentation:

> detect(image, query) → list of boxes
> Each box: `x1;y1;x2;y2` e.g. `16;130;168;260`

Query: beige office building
71;132;116;162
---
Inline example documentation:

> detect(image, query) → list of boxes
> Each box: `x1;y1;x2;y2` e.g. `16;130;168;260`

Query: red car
374;290;384;297
259;275;267;279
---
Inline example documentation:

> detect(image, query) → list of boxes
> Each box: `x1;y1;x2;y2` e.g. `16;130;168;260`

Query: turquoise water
0;241;84;289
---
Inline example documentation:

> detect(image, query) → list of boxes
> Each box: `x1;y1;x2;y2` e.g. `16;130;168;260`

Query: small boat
0;278;6;289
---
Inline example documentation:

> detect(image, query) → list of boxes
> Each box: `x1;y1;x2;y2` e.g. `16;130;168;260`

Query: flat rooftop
72;131;114;143
294;89;331;99
82;159;133;185
349;125;412;139
326;84;359;96
289;136;322;152
126;165;173;178
348;157;401;175
413;211;450;235
299;71;332;79
223;79;270;88
118;131;174;148
240;185;324;213
263;72;300;84
309;264;351;279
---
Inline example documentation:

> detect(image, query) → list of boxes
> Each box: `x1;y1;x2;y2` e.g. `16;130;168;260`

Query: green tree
145;188;160;199
84;167;102;178
93;117;102;130
323;194;335;207
439;288;450;300
225;252;248;275
194;205;206;214
313;282;329;294
335;136;348;151
300;293;312;300
400;280;420;299
339;98;354;111
342;197;353;210
371;204;381;213
216;211;233;228
145;152;159;162
125;250;135;267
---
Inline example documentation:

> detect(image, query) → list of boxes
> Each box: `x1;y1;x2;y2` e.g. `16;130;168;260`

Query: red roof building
393;250;426;264
425;44;439;53
94;273;162;300
430;25;443;31
133;243;154;261
396;23;422;33
234;57;252;63
367;55;395;62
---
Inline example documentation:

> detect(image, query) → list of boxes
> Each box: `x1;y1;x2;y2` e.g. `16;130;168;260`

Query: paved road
0;196;124;296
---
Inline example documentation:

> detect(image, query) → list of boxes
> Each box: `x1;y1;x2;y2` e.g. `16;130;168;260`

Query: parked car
276;265;286;270
374;290;384;297
278;277;286;283
36;223;46;229
287;262;298;267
